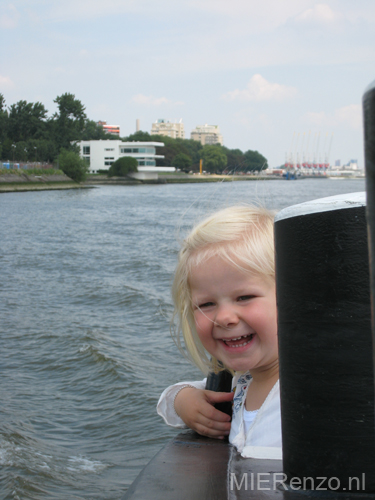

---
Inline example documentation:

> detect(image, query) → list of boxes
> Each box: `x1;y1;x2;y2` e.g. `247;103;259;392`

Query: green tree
243;150;268;171
123;130;152;142
222;147;245;172
176;138;203;167
155;136;183;166
1;138;13;161
201;145;227;173
148;135;193;167
0;94;8;147
8;100;48;143
26;139;58;163
58;149;88;182
81;120;118;141
13;141;28;162
52;93;87;150
172;153;192;171
108;156;138;177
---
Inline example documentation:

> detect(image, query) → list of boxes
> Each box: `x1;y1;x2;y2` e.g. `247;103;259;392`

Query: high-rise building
151;119;185;139
190;124;223;146
97;121;120;136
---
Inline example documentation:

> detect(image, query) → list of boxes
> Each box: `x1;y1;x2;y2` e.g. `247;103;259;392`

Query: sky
1;0;374;168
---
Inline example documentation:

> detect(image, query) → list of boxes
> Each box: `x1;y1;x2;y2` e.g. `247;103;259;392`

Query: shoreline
0;172;364;193
0;172;91;193
0;182;91;193
84;174;280;185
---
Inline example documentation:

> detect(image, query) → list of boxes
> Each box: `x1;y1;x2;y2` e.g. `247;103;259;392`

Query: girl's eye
238;295;255;302
198;301;215;309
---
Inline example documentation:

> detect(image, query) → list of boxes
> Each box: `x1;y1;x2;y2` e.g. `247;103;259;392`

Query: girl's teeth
224;334;254;347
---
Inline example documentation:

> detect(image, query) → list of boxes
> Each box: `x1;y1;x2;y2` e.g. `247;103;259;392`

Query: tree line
0;92;116;164
0;92;268;175
121;131;268;174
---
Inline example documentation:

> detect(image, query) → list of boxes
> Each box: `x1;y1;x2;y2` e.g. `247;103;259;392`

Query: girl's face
189;255;278;375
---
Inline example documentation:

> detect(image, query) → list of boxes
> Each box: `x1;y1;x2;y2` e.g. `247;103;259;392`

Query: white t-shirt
243;408;258;435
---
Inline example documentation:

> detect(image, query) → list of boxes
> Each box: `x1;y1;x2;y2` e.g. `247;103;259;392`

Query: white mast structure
287;131;333;176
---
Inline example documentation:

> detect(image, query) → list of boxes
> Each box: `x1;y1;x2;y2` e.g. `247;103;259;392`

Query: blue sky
1;0;374;167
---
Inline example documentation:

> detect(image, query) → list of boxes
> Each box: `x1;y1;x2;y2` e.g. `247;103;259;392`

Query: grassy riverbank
0;169;88;193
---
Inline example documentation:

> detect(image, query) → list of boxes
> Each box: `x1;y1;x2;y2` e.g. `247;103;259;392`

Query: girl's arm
157;380;233;439
157;380;206;427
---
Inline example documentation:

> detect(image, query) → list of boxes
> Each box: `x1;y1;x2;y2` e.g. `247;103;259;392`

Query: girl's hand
174;387;233;439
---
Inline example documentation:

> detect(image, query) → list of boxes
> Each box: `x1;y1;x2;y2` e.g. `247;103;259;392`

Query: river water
0;178;366;499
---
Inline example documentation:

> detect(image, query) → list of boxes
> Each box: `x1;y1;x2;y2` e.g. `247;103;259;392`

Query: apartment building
151;119;185;139
97;121;120;136
190;124;223;146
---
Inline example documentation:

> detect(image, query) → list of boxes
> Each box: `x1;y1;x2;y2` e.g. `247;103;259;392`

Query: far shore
84;173;280;185
0;170;363;193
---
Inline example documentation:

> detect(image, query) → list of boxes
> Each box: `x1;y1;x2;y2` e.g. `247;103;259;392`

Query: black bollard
205;363;233;417
275;192;375;492
364;81;375;368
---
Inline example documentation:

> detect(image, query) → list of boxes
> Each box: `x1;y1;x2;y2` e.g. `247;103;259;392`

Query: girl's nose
215;304;239;328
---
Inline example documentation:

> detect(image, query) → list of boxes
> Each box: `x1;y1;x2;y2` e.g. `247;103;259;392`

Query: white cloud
222;74;297;102
0;3;19;29
0;75;14;88
306;104;362;129
131;94;183;106
294;3;342;25
335;105;362;128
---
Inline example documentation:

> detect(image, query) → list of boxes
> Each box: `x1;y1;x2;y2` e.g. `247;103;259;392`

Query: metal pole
363;80;375;392
275;193;375;492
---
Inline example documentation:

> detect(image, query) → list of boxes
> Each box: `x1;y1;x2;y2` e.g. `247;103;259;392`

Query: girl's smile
189;254;278;376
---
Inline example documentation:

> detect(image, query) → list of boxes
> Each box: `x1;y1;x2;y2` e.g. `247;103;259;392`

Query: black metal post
364;81;375;373
275;193;375;493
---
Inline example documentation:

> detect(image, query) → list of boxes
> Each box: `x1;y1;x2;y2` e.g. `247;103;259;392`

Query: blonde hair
171;205;275;374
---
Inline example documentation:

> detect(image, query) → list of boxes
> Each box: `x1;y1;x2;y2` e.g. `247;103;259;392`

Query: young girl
157;205;282;460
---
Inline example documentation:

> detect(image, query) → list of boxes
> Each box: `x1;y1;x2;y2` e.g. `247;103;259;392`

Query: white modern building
151;119;185;139
191;124;223;146
77;140;175;174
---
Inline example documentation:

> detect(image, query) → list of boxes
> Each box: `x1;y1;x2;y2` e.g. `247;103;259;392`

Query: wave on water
66;455;108;474
0;431;109;500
